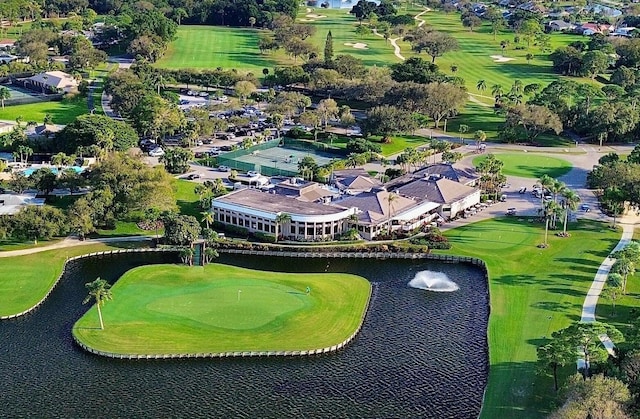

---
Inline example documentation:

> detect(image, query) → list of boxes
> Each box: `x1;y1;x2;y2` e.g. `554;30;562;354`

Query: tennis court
218;140;340;177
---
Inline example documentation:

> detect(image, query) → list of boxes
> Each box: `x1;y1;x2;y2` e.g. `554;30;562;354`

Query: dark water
0;253;488;418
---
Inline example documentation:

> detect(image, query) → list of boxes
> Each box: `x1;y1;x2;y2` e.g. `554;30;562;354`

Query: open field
0;95;89;125
0;242;145;317
440;218;620;417
174;178;200;218
472;152;573;179
73;263;371;354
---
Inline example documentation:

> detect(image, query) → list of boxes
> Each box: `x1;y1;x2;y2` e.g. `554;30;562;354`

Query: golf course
441;217;621;417
73;263;371;354
0;243;141;318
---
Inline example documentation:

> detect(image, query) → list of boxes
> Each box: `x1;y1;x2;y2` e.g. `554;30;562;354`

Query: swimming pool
22;166;84;176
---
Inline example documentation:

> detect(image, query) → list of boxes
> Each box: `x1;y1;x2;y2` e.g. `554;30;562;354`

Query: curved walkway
579;220;635;359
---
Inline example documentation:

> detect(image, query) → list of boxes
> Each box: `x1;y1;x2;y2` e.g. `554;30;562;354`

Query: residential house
577;22;616;35
23;71;79;94
547;20;576;32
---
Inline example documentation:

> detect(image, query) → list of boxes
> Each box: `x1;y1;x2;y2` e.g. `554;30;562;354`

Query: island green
74;264;371;354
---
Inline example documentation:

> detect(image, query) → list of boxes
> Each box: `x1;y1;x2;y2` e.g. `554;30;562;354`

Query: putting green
472;153;572;179
73;264;371;354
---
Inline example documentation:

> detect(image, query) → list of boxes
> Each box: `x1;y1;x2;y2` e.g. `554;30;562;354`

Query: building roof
332;169;382;192
273;178;336;202
333;189;418;225
27;71;79;89
0;193;45;215
391;177;478;204
214;188;346;216
386;163;478;190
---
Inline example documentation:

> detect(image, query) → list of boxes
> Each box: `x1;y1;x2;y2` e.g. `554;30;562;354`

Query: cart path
0;236;152;258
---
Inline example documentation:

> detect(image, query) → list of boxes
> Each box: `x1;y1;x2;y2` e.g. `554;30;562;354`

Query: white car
149;147;165;157
218;165;230;172
247;170;260;177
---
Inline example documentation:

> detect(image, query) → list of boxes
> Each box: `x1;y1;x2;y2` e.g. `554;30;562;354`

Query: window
258;222;263;231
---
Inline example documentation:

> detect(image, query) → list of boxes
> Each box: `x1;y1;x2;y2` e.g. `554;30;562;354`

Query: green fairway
0;243;141;317
399;11;595;95
472;152;573;178
440;218;620;417
174;178;200;218
0;95;89;125
73;264;371;354
155;26;276;73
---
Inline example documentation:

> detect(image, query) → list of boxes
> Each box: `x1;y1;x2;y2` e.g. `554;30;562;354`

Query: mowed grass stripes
73;264;371;354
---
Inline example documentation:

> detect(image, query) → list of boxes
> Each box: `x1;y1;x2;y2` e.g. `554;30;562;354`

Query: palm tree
476;79;487;92
0;86;10;109
204;247;219;264
201;211;214;229
179;247;194;266
542;201;559;248
275;212;291;242
474;130;486;152
536;174;555;214
512;79;524;95
491;84;504;104
560;189;580;236
83;278;113;330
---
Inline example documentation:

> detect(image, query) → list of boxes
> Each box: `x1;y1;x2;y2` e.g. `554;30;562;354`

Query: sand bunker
344;42;369;49
306;13;326;18
490;55;515;63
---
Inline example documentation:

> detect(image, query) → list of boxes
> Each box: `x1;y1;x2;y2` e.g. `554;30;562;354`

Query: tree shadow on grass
555;257;600;268
544;287;586;298
531;300;579;315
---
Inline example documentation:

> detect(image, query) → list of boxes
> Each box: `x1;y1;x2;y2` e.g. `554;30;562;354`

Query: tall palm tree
511;79;524;95
275;212;291;242
491;84;504;99
83;278;113;330
476;79;487;92
561;189;580;236
543;201;559;248
201;211;214;230
536;174;555;214
0;86;10;109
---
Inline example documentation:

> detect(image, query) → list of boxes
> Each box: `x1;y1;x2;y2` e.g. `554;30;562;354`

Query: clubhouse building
212;164;480;241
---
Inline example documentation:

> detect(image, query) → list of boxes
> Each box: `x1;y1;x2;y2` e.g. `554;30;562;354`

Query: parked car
218;165;230;172
186;173;201;180
247;170;260;177
148;147;165;157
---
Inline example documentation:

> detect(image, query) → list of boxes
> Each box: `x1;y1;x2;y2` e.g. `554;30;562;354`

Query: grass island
73;264;371;355
472;152;573;179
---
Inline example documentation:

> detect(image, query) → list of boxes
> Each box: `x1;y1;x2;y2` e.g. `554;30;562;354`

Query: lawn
174;178;201;218
0;242;145;317
155;26;276;74
73;263;371;354
472;152;573;179
439;218;621;417
0;95;89;125
377;134;431;156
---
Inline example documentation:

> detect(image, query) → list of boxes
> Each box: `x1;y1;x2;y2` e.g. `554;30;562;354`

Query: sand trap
344;42;369;49
306;13;326;18
490;55;515;63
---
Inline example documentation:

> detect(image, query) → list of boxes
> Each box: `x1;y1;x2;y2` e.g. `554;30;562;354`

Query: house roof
27;71;78;89
0;39;15;47
273;178;337;202
391;177;478;204
332;169;383;192
0;193;45;215
333;190;418;225
548;20;574;29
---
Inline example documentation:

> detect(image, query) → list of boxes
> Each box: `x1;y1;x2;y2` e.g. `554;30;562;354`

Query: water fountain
408;270;460;292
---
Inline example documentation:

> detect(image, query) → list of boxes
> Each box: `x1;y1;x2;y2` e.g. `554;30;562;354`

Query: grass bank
439;217;620;418
0;242;146;318
73;263;370;354
0;95;89;125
